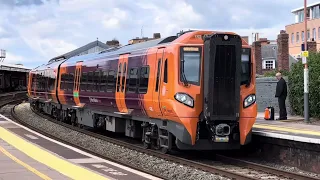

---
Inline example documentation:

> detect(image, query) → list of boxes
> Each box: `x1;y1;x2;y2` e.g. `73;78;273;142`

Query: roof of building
0;62;31;72
261;44;278;60
49;40;110;63
291;1;320;13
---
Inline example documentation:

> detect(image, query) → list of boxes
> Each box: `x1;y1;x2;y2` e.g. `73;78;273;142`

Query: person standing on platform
275;72;287;120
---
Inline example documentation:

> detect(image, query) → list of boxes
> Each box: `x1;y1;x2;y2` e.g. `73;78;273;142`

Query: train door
158;56;170;116
152;48;165;117
115;54;129;113
73;61;82;106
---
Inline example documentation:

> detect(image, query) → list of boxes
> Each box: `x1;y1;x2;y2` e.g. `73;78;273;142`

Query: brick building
286;1;320;58
253;30;299;75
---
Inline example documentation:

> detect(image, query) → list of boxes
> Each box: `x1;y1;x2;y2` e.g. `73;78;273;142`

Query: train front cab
173;31;257;150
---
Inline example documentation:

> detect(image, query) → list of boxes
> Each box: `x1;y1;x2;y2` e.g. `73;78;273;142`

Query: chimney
106;39;120;47
153;33;161;39
277;30;289;71
253;41;262;75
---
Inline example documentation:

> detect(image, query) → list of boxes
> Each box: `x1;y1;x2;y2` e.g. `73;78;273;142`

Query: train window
155;59;161;92
68;73;74;91
164;59;168;83
138;66;149;94
241;48;251;85
100;71;107;92
80;72;87;91
127;68;138;93
121;62;127;92
94;71;100;92
117;63;122;92
107;70;116;92
60;74;66;90
180;46;201;85
87;72;93;91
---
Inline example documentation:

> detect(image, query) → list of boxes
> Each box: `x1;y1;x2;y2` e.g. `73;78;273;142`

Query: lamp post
0;49;5;62
303;0;310;123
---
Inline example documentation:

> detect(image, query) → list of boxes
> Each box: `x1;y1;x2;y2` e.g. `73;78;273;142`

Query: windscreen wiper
180;59;189;86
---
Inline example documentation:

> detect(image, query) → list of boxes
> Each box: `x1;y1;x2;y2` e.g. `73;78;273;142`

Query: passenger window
121;62;127;92
94;71;100;92
164;59;168;83
138;66;149;94
117;63;122;92
60;74;67;90
68;73;74;91
107;70;116;92
127;68;138;93
80;72;87;91
155;59;161;92
88;72;93;91
100;71;107;92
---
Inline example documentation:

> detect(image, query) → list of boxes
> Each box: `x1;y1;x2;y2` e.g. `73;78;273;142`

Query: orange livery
28;30;257;151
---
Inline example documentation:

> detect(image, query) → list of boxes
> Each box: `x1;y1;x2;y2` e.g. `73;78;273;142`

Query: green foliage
263;69;290;77
288;52;320;118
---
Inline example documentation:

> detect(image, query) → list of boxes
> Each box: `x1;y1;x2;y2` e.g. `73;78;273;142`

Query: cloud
0;0;319;69
4;52;23;64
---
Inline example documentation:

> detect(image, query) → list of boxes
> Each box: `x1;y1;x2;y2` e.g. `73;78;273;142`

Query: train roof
0;62;30;73
62;35;178;64
48;40;111;64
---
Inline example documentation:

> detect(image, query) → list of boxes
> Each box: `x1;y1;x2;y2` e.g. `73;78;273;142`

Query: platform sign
301;51;309;58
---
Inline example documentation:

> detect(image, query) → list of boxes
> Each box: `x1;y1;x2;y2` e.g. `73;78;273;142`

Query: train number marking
91;164;127;176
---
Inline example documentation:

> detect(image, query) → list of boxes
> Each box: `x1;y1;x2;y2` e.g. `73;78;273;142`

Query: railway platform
253;112;320;144
0;114;160;180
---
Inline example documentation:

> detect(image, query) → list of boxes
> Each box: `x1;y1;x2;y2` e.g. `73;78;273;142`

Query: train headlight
243;94;256;108
174;93;194;108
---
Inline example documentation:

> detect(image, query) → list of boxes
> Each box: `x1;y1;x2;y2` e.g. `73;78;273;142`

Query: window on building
318;27;320;39
302;31;305;42
313;28;316;41
296;32;300;42
291;33;294;44
308;30;310;40
263;60;275;70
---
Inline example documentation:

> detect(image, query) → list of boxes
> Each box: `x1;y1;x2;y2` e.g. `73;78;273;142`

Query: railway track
3;100;319;180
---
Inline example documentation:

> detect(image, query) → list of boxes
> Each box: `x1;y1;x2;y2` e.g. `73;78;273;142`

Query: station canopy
0;63;31;73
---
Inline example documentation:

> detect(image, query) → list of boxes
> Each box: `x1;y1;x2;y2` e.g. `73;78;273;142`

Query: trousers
278;97;287;119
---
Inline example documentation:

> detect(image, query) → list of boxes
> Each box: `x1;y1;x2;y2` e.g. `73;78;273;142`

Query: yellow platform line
0;126;108;180
254;124;320;136
0;145;52;180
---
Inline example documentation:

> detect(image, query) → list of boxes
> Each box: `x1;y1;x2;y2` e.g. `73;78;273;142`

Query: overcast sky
0;0;318;68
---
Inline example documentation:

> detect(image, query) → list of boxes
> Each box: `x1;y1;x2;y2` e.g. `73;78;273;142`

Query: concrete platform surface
0;114;161;180
253;112;320;144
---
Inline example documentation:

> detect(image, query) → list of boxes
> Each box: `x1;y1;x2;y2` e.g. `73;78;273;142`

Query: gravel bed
237;157;320;179
14;103;229;180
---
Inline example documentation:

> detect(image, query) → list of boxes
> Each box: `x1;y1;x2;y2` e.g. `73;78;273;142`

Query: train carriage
28;30;257;152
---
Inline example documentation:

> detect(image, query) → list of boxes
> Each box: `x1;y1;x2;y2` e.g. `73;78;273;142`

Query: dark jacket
275;77;287;98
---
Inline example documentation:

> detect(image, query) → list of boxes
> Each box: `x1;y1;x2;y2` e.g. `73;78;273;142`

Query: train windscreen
241;48;251;86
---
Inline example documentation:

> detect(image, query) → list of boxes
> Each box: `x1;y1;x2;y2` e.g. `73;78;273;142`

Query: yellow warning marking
0;145;51;180
0;126;108;180
254;124;320;136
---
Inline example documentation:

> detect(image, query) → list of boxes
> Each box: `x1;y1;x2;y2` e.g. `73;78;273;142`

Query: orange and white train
28;30;257;152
